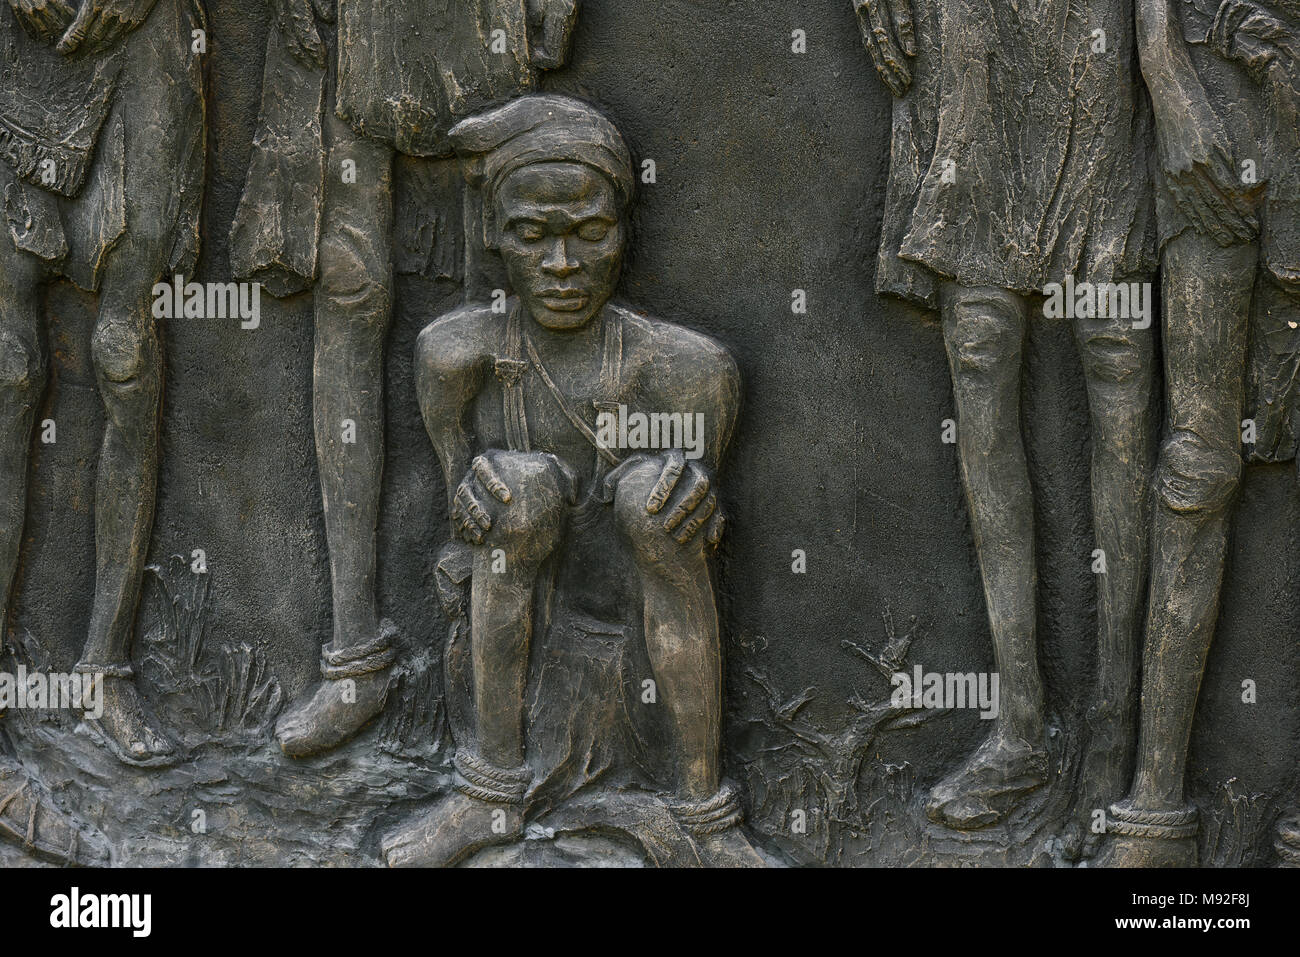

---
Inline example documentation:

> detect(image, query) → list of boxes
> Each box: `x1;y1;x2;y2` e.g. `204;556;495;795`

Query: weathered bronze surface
0;0;1296;868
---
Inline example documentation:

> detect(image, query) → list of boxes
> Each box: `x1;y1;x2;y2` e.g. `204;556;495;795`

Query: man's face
495;162;624;331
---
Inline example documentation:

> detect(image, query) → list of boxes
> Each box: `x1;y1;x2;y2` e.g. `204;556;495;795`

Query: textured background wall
10;0;1299;865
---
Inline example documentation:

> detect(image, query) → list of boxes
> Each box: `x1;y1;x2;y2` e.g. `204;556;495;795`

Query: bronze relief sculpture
230;0;579;759
0;0;1295;874
384;96;758;867
1103;0;1300;868
856;0;1157;854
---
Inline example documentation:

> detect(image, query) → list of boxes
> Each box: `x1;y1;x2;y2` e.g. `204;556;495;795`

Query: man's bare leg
927;284;1048;830
1104;233;1256;867
383;450;568;867
76;235;176;766
1063;299;1156;859
612;453;760;865
1265;278;1300;866
0;221;113;865
0;241;45;640
276;115;397;757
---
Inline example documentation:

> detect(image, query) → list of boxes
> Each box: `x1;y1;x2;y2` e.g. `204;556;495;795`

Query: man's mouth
536;289;590;312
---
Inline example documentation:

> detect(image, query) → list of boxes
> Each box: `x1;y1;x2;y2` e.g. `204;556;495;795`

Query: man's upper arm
415;313;490;496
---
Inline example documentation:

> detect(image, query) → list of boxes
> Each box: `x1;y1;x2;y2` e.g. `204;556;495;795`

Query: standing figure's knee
319;223;391;327
477;451;573;565
1156;430;1242;514
0;326;46;403
941;287;1025;385
91;320;159;410
613;455;711;570
1077;324;1150;388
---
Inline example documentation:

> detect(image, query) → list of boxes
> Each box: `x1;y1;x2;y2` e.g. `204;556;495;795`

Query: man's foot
0;758;111;865
694;827;767;867
669;782;764;866
382;791;523;867
274;668;392;759
1062;724;1131;861
81;676;178;768
926;733;1049;830
1096;832;1197;868
1094;798;1198;867
1274;810;1300;866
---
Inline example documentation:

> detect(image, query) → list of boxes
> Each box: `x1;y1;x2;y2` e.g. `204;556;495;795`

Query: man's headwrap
450;95;635;244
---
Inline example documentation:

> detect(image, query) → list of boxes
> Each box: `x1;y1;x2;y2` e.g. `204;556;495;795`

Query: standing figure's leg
274;113;398;757
73;0;205;766
382;450;569;867
1105;233;1257;867
0;244;46;635
1064;295;1157;859
0;229;112;866
76;233;174;765
927;284;1049;829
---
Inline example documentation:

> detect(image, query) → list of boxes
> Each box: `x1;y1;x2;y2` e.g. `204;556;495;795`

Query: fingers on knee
1156;431;1242;513
481;452;568;558
613;456;704;564
0;327;45;395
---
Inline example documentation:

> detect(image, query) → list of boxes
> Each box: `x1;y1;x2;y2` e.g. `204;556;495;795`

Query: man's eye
577;223;609;242
515;224;545;242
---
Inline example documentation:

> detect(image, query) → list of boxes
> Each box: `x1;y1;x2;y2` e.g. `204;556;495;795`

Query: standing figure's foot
382;790;524;867
1095;799;1198;868
79;671;178;768
275;623;397;758
0;757;111;865
926;733;1049;830
671;783;765;867
275;669;393;758
1062;723;1132;861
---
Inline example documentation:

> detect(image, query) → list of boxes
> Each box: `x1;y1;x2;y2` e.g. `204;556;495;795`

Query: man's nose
540;237;580;277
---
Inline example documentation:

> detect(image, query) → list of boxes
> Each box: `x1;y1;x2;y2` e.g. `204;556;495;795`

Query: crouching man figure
383;95;758;867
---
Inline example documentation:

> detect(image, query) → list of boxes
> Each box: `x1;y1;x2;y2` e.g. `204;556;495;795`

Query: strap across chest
494;302;626;469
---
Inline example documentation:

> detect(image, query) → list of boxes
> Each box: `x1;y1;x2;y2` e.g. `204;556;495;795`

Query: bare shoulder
415;303;501;375
615;304;740;389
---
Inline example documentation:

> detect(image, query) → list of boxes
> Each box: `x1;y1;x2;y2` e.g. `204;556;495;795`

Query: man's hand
271;0;332;70
854;0;916;97
527;0;578;70
1211;0;1300;87
453;455;515;545
610;451;725;548
1154;99;1260;246
56;0;158;56
9;0;77;44
452;452;575;545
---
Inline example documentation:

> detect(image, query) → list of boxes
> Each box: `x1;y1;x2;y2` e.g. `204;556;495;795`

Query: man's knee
941;287;1025;386
613;455;709;569
91;321;158;404
1077;324;1150;387
0;325;45;400
319;224;391;324
1156;430;1242;513
478;451;572;564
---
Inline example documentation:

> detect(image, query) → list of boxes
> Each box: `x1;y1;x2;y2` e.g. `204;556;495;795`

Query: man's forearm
1136;0;1204;105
